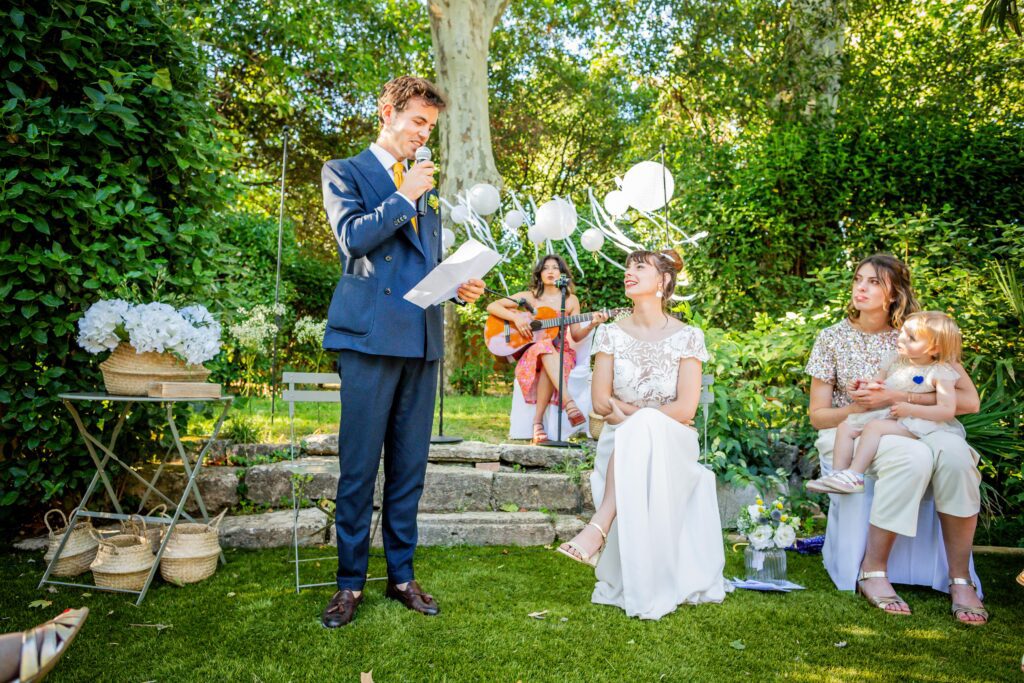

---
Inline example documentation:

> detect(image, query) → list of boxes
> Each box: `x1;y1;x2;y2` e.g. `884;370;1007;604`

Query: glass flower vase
744;545;787;583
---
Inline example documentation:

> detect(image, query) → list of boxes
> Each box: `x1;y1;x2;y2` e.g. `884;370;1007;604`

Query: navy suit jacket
321;148;444;360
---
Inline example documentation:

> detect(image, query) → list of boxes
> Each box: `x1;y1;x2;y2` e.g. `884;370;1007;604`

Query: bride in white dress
557;248;731;620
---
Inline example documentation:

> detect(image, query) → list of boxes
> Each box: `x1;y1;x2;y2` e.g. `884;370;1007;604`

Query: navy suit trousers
334;349;437;590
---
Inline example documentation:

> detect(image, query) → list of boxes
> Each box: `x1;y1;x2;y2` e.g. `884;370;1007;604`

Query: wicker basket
140;505;169;553
588;412;605;440
89;528;155;591
43;509;99;578
99;342;210;396
159;510;226;585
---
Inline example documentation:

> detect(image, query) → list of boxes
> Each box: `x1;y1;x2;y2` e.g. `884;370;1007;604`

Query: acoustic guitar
484;306;628;358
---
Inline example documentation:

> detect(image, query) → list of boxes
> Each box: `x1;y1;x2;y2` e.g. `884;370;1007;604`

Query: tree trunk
428;0;510;390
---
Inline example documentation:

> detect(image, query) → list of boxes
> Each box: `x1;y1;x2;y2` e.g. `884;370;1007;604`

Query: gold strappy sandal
16;607;89;683
856;570;911;615
556;521;607;568
949;577;988;626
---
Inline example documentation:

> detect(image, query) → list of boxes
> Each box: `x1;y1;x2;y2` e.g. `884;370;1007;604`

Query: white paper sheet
403;239;501;309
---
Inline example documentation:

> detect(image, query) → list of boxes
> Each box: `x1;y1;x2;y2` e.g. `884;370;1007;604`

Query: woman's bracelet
907;392;914;405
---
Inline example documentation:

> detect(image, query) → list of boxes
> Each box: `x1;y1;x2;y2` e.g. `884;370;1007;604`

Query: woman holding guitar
486;254;608;443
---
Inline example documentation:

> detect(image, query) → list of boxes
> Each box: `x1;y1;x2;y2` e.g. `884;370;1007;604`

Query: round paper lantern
450;204;470;225
580;228;605;253
442;228;455;250
468;183;501;216
534;198;577;240
603;190;630;218
622;161;674;212
503;209;526;230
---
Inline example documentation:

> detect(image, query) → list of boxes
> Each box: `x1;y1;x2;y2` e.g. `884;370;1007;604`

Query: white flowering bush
294;316;327;372
736;495;801;550
77;299;221;365
227;303;285;353
225;303;287;396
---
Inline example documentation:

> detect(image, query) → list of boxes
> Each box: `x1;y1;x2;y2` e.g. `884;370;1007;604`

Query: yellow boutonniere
427;194;439;212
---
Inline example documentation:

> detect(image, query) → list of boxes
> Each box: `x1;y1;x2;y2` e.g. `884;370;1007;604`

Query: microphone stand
431;300;462;444
541;277;572;449
484;287;534;314
431;175;461;445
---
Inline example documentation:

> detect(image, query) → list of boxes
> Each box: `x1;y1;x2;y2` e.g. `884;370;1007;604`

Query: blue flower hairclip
913;375;925;385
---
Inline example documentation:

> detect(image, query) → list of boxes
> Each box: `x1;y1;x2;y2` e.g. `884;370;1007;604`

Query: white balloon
442;228;455;250
503;209;526;230
450;204;470;225
603;190;630;218
580;228;605;252
468;183;501;216
534;198;577;240
622;161;674;212
527;224;546;245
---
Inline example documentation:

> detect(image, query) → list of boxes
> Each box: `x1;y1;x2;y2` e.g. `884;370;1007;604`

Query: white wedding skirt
590;408;730;620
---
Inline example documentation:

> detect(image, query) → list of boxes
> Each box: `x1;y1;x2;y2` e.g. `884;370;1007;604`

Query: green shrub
0;0;231;527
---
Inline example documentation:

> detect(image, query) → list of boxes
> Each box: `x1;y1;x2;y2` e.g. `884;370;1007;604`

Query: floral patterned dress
515;335;577;406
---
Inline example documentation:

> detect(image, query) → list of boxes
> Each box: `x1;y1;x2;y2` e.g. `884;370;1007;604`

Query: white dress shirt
370;142;415;209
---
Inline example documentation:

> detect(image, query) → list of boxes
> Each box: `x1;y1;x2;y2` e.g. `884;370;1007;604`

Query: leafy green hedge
0;0;231;527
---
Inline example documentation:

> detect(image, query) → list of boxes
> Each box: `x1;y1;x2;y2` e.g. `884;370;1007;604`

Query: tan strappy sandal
15;607;89;683
556;521;607;567
949;577;989;626
856;570;911;615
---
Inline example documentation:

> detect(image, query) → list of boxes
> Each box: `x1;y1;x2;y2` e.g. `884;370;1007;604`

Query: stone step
123;453;771;527
301;436;584;469
10;510;583;552
245;460;584;514
216;510;585;549
122;465;240;514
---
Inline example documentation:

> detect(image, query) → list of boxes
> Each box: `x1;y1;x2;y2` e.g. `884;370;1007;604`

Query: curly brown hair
377;76;447;126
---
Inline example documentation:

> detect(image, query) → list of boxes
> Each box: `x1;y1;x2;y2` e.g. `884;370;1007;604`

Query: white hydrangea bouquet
77;299;222;395
77;299;222;365
736;495;801;551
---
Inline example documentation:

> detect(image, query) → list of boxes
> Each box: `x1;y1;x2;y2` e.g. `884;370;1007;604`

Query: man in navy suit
319;76;484;628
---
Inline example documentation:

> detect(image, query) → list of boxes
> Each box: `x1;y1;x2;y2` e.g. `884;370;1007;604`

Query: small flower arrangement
77;299;222;366
736;496;801;551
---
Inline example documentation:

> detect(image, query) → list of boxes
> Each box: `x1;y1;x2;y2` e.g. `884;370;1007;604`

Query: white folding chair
283;372;385;594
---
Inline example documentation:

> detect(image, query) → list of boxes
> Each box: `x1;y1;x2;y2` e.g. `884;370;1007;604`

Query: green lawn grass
4;547;1021;682
189;394;514;445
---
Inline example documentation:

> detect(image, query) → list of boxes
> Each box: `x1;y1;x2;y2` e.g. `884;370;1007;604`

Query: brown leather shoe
385;580;440;616
321;589;362;628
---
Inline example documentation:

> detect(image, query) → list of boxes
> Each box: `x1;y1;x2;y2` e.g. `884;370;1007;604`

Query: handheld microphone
415;146;432;217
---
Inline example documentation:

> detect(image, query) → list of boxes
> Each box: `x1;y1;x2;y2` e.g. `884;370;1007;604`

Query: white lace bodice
593;322;710;408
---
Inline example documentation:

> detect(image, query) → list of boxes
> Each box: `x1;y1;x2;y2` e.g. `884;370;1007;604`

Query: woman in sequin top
804;254;987;624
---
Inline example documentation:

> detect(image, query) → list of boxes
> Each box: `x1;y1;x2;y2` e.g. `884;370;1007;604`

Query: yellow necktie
392;162;417;233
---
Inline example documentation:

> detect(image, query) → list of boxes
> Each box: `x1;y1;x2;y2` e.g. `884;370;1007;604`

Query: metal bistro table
40;393;233;604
